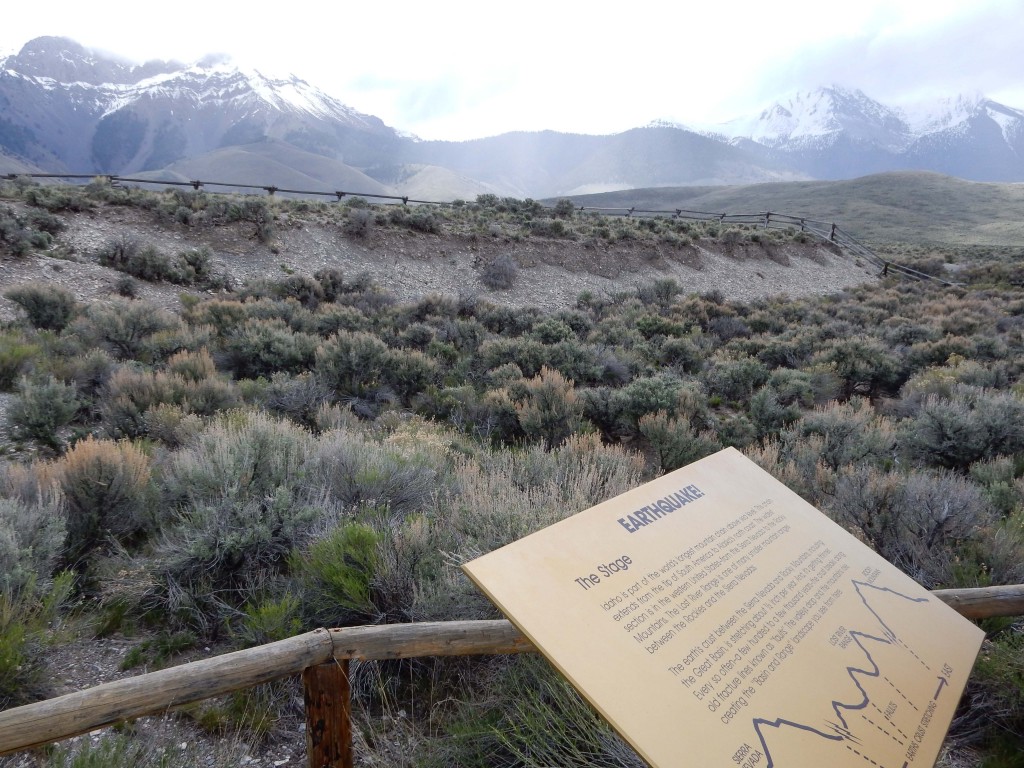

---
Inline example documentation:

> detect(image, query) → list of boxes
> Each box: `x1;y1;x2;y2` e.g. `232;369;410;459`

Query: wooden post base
303;660;352;768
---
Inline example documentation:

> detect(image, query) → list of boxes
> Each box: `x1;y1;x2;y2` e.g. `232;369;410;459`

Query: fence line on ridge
3;172;957;287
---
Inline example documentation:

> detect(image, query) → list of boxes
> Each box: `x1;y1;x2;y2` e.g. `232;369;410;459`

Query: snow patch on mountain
900;94;984;134
720;87;911;150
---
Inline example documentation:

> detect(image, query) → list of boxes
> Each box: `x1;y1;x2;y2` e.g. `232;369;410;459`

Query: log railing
1;586;1022;766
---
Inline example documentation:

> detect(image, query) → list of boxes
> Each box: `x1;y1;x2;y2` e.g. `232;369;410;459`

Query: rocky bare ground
0;203;881;767
0;203;880;326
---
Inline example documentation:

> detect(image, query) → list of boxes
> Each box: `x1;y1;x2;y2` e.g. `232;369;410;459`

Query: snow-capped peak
719;86;909;149
900;93;986;134
898;92;1024;137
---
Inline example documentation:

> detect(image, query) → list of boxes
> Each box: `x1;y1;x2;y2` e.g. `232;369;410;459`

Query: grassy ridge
560;171;1024;246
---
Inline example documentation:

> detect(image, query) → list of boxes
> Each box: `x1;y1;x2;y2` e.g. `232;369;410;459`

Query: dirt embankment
0;204;879;324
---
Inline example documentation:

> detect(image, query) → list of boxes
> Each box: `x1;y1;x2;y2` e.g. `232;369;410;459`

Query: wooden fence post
303;660;352;768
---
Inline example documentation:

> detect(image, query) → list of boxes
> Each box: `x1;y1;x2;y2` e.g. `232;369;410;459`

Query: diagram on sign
751;580;958;768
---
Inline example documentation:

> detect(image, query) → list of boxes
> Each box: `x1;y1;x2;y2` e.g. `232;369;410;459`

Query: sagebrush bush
71;299;183;360
154;490;322;636
829;465;994;587
513;367;586;448
479;254;519;290
639;410;721;473
343;208;372;237
142;403;204;448
262;372;332;428
229;198;275;243
8;375;80;448
101;364;237;439
161;410;316;509
224;318;319;379
899;386;1024;471
313;428;444;518
153;413;322;634
477;337;548;378
4;283;78;331
787;398;896;472
0;206;54;257
417;433;644;622
748;387;803;438
55;436;153;573
818;336;906;398
0;330;39;391
315;330;393;401
385;349;441;402
610;373;686;434
0;496;65;594
164;347;218;381
701;354;770;403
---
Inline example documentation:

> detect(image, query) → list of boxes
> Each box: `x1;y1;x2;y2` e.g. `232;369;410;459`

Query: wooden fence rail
1;586;1022;765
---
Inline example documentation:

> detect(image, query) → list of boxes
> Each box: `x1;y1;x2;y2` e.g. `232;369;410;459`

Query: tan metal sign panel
464;447;984;768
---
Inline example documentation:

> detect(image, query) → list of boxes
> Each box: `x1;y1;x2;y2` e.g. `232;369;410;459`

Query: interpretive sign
463;448;984;768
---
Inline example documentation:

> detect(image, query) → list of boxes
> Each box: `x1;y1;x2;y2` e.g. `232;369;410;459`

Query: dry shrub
101;364;237;439
479;254;518;290
828;465;993;587
143;404;204;449
743;436;837;508
422;434;644;621
435;655;645;768
165;348;218;381
312;428;445;519
787;398;896;471
639;410;720;473
54;436;152;571
514;366;586;448
161;410;316;509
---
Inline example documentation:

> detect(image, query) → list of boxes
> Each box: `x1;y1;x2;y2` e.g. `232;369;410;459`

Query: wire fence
3;172;959;287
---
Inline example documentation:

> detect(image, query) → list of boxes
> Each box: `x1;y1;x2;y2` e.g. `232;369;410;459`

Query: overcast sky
3;0;1022;140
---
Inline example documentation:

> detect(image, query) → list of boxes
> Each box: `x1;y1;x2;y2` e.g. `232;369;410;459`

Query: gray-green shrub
4;283;78;331
8;376;80;448
899;386;1024;471
479;254;519;290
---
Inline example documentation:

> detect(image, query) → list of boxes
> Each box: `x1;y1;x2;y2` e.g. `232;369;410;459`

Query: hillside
558;171;1024;246
0;183;879;328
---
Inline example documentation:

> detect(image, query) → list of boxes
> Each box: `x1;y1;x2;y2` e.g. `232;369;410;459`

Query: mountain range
2;36;1023;199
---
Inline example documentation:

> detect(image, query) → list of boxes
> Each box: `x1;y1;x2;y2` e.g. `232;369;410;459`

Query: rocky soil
0;203;880;326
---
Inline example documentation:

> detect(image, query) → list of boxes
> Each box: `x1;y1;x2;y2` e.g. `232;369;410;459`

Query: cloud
746;0;1024;107
5;0;1024;139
